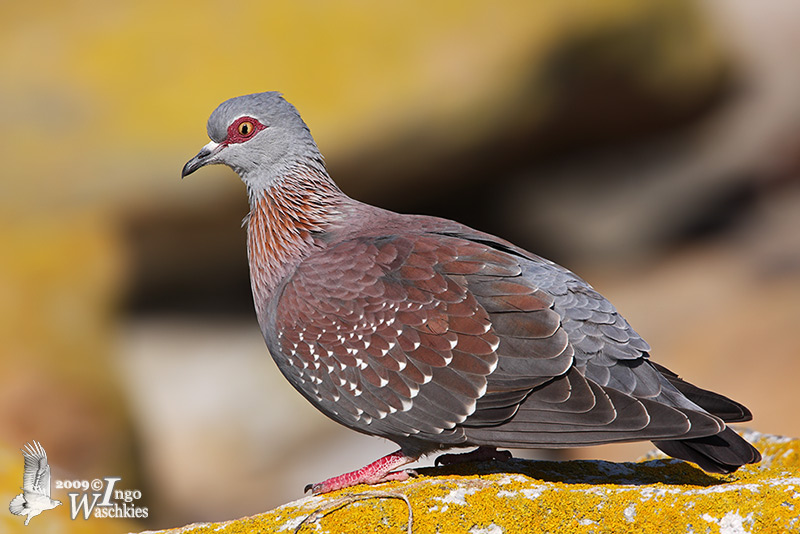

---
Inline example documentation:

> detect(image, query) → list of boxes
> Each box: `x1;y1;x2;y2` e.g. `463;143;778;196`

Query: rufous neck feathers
246;166;343;312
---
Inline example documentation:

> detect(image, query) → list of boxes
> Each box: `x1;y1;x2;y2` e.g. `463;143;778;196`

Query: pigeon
182;92;761;494
9;441;62;524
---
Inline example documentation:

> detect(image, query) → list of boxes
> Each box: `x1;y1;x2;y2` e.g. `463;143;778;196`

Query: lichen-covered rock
137;431;798;534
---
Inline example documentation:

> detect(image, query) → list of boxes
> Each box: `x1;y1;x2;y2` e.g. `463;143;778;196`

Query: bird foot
305;450;418;494
435;446;513;467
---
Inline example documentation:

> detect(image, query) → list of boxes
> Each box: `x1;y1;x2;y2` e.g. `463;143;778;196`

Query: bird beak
181;141;224;178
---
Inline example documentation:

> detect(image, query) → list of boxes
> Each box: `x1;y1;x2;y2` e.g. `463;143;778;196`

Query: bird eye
226;116;264;144
238;121;254;136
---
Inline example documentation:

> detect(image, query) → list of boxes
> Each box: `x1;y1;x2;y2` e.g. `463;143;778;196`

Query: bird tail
650;362;761;473
650;362;753;423
9;493;26;515
653;427;761;474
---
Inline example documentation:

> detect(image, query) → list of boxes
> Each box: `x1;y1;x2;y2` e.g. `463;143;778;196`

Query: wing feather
21;441;51;497
266;228;737;454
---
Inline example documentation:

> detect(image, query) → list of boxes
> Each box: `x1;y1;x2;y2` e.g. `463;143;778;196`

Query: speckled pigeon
182;92;760;494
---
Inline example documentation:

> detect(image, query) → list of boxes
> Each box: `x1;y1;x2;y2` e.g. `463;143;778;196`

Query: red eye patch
225;116;266;145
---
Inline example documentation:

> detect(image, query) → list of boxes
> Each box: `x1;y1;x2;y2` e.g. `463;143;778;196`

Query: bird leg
434;446;513;466
305;450;419;494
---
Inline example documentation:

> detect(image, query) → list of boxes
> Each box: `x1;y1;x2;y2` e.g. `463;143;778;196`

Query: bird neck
246;165;343;310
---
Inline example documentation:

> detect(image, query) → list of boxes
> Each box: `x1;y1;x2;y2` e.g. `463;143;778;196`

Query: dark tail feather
651;362;753;423
653;427;761;474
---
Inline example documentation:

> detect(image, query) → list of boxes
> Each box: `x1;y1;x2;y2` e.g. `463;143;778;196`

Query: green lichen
145;431;799;534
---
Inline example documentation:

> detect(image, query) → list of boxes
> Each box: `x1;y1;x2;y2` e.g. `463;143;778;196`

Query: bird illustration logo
8;441;62;525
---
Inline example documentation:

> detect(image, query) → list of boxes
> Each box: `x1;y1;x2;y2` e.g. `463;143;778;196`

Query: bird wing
272;230;723;449
436;229;726;447
272;234;508;444
21;441;51;497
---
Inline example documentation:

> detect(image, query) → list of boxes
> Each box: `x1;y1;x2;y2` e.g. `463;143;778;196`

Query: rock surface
137;431;798;534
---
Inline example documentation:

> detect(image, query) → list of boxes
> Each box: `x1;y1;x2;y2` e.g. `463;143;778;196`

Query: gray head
182;92;324;190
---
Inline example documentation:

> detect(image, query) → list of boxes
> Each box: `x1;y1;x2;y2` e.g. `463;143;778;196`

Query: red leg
435;446;512;466
305;450;418;494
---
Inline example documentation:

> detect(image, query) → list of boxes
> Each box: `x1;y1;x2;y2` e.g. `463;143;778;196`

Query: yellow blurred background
2;0;800;532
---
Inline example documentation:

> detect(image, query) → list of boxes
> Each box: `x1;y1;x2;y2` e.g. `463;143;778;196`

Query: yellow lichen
144;432;799;534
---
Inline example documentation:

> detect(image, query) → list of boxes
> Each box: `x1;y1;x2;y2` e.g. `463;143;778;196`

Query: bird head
182;92;323;190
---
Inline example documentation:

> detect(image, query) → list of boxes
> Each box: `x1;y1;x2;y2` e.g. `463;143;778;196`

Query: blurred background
2;0;799;531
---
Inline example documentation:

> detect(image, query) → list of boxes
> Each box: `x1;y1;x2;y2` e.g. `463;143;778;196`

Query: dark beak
181;141;224;178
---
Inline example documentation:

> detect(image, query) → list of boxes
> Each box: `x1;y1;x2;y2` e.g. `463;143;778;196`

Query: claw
304;450;418;494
